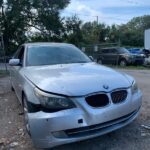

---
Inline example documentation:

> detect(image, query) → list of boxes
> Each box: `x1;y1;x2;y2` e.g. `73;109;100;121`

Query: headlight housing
34;88;76;110
131;81;138;94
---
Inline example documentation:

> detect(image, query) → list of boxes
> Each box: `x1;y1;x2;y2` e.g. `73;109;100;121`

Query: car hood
23;63;133;96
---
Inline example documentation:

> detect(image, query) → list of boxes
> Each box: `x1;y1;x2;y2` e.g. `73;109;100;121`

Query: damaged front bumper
28;89;142;149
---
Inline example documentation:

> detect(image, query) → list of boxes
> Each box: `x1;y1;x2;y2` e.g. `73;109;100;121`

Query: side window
18;47;25;65
109;49;118;53
13;46;25;65
13;48;21;59
101;49;109;53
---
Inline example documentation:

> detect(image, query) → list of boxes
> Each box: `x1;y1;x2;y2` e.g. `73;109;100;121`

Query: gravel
0;69;150;150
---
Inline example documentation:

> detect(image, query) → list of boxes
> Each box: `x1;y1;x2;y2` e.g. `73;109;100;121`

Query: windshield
118;48;129;54
129;49;142;54
26;45;91;66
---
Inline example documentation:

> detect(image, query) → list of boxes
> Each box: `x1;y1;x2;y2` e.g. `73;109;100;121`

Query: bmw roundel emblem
103;85;109;90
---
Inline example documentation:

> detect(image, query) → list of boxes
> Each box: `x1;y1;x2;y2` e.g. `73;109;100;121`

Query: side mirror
9;59;20;66
89;56;94;61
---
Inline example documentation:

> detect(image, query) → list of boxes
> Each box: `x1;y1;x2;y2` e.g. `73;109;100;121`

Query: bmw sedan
9;43;142;149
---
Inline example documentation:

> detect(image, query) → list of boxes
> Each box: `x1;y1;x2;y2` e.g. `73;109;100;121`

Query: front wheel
119;60;127;67
11;86;14;92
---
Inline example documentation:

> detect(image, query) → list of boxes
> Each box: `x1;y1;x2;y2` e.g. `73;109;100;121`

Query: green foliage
81;15;150;47
82;22;110;44
64;15;83;46
31;0;70;40
118;15;150;47
0;0;70;55
0;0;150;56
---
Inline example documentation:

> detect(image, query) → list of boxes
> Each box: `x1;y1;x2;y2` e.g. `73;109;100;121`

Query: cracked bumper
28;90;142;149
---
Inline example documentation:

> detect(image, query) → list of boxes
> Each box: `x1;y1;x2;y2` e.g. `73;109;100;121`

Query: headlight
131;81;138;94
140;54;145;57
34;88;76;110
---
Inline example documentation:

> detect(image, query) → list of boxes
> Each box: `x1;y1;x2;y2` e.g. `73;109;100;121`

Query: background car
144;57;150;67
143;49;150;58
96;47;145;66
128;48;145;57
8;43;142;149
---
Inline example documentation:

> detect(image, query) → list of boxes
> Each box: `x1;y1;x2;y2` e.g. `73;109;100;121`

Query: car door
10;47;21;92
11;46;25;102
109;48;119;65
101;49;110;64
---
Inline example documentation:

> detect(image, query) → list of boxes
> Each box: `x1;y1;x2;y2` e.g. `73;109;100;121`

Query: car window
118;48;129;54
109;49;118;53
101;49;110;53
13;46;25;65
26;45;91;66
18;47;25;64
13;48;21;59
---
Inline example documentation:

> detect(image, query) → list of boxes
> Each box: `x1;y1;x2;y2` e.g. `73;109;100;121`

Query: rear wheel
119;59;127;67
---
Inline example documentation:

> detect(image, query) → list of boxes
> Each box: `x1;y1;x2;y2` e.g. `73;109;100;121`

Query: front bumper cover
28;89;142;149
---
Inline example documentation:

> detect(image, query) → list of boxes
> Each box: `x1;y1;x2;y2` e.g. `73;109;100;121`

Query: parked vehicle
96;47;145;66
143;49;150;58
145;29;150;50
144;57;150;67
9;43;142;149
128;48;145;56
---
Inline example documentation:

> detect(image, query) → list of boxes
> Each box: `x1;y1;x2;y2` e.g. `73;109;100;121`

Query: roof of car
23;42;73;47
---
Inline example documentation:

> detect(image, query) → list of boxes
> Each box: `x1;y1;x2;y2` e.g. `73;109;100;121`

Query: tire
97;59;102;64
119;59;127;67
23;96;31;135
11;86;14;92
10;79;14;92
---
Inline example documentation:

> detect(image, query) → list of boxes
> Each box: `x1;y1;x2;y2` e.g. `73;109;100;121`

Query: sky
62;0;150;25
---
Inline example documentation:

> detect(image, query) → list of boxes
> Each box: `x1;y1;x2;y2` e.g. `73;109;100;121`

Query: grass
0;70;9;78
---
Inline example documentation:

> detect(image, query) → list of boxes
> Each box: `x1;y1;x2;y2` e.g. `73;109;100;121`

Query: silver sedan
9;43;142;149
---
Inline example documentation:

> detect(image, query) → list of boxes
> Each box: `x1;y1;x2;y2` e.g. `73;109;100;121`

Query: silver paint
9;43;142;149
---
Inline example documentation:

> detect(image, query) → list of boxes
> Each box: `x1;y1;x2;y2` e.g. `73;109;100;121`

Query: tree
31;0;70;41
82;22;109;44
0;0;70;55
107;24;120;43
119;15;150;47
64;15;83;46
0;0;32;55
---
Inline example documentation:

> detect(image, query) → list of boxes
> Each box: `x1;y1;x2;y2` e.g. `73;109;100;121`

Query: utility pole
96;16;99;25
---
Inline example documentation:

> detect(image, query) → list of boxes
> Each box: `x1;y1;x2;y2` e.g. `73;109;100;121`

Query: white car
144;57;150;67
9;43;142;149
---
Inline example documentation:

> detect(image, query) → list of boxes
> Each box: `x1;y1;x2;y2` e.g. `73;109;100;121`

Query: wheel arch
21;90;25;106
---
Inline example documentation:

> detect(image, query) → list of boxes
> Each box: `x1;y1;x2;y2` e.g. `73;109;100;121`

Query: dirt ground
0;69;150;150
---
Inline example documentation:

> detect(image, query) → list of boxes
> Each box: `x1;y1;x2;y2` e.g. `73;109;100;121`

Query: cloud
62;0;150;25
62;0;103;21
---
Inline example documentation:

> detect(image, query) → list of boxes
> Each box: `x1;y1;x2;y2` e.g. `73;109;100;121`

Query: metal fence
81;42;121;66
81;43;146;68
0;41;147;71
